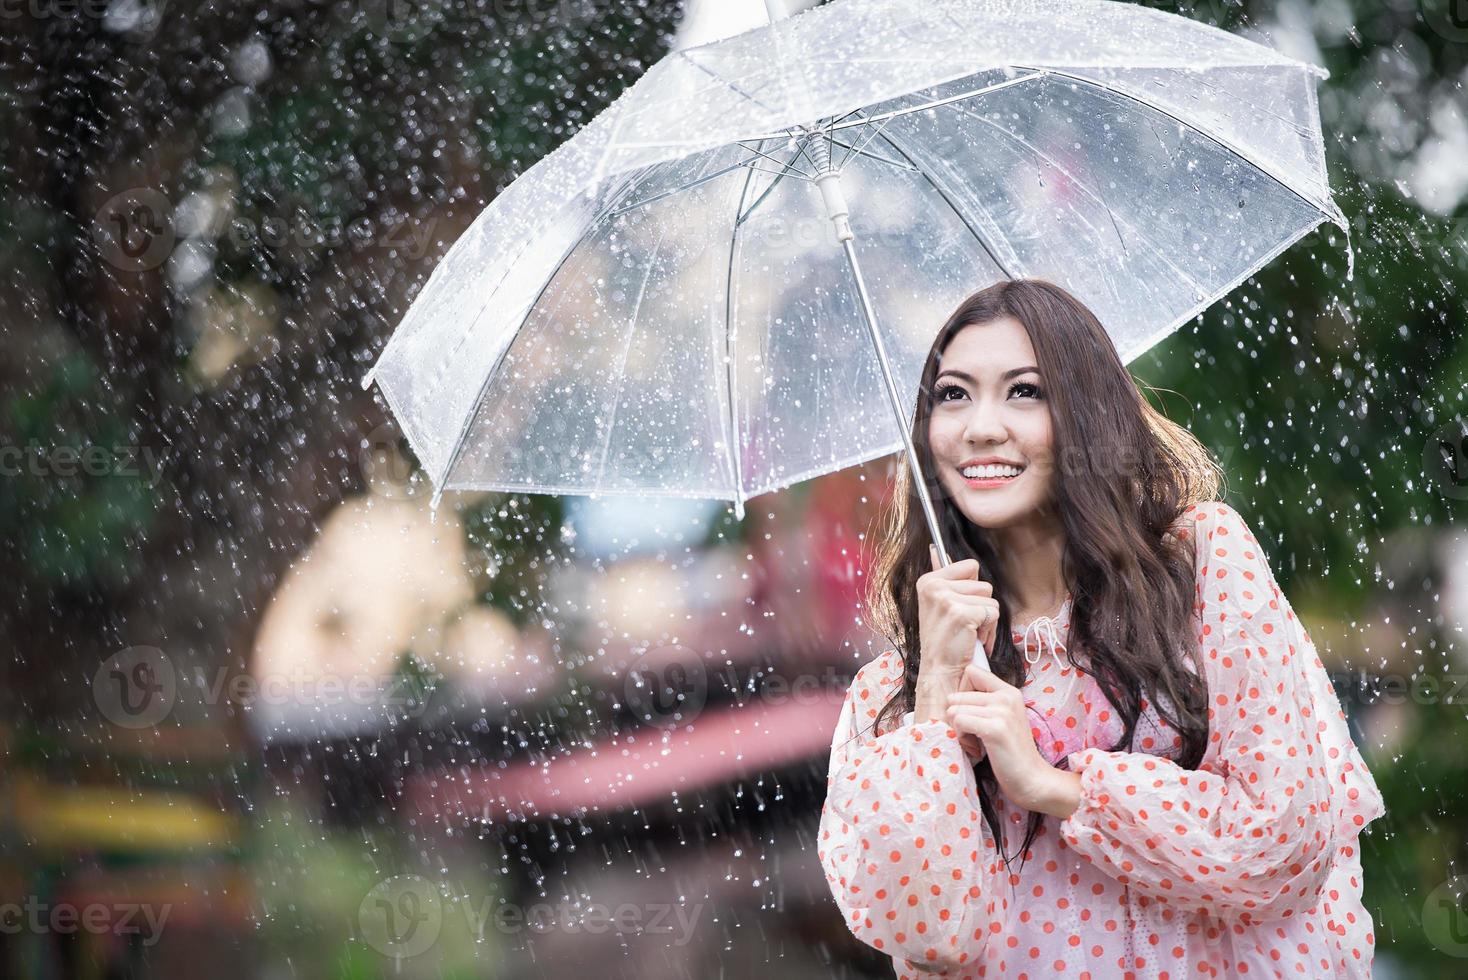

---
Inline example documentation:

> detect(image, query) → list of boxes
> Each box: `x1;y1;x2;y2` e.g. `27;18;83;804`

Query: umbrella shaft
838;234;953;567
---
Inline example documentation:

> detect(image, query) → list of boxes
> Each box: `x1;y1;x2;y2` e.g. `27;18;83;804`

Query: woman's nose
962;400;1007;443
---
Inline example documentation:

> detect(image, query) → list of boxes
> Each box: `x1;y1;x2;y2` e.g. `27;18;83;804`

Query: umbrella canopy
362;0;1350;523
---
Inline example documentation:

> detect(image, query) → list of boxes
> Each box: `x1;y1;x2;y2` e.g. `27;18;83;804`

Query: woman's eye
933;383;967;402
1010;381;1042;400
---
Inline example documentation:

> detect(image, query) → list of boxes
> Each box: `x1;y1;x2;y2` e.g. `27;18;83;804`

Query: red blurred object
406;689;844;825
806;464;890;641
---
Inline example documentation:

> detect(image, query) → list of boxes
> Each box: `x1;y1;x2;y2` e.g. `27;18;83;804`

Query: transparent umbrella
361;0;1350;667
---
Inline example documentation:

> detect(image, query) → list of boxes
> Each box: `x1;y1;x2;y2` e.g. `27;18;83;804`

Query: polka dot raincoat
817;501;1384;978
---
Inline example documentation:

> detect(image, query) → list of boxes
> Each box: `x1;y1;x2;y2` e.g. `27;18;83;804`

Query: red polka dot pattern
815;501;1385;978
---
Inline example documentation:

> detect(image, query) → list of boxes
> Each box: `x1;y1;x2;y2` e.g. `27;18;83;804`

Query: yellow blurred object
10;774;241;853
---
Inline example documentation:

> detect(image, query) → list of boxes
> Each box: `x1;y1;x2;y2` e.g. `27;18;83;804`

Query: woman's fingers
927;555;988;584
963;664;1008;692
939;579;994;596
959;734;985;760
944;707;1003;739
945;690;1001;707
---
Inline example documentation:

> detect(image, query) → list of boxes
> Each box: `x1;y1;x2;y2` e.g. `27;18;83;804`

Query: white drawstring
1019;597;1071;672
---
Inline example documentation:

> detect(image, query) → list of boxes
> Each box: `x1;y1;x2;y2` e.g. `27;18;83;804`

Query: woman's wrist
1023;766;1081;818
914;668;964;724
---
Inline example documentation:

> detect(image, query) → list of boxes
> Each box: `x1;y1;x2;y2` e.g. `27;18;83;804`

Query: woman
816;279;1384;978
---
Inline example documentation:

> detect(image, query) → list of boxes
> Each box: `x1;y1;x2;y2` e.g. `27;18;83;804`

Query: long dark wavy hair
863;278;1222;868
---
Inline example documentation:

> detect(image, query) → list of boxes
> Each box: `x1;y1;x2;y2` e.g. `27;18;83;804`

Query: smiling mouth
958;464;1025;486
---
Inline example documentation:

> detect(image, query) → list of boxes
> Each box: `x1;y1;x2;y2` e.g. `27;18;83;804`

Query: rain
1;0;1466;977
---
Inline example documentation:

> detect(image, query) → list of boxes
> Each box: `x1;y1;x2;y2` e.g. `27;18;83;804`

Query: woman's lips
960;468;1023;489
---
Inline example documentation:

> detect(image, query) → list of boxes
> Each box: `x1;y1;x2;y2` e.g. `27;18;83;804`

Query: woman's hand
917;543;1000;681
954;666;986;762
945;664;1080;818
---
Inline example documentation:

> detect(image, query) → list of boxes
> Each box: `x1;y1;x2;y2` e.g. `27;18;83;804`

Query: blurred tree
0;0;683;722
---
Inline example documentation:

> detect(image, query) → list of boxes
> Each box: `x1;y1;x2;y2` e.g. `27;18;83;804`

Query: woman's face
926;316;1055;528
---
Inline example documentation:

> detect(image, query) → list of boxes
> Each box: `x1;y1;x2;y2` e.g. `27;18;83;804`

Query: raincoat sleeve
817;653;1002;974
1057;500;1385;922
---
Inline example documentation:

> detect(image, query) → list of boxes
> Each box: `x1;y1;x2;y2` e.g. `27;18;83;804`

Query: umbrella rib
608;144;811;221
836;112;897;168
738;141;814;178
827;136;918;173
722;164;759;517
607;155;795;220
734;136;826;225
843;70;1046;129
938;96;1211;298
732;70;1048;144
677;50;781;115
1012;63;1338;220
431;170;653;501
872;126;1016;279
593;224;668;490
736;168;789;226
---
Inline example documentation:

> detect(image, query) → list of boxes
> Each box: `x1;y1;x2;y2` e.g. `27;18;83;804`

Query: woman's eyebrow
935;366;1040;383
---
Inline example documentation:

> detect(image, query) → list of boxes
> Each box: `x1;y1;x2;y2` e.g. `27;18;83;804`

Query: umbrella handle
970;634;991;672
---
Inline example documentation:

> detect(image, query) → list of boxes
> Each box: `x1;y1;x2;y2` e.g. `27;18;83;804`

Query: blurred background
2;0;1468;976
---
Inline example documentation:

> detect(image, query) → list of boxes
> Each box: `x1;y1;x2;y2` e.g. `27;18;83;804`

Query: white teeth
961;463;1023;479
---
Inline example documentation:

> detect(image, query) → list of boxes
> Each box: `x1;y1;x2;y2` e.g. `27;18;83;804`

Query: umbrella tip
734;496;745;522
361;364;378;391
